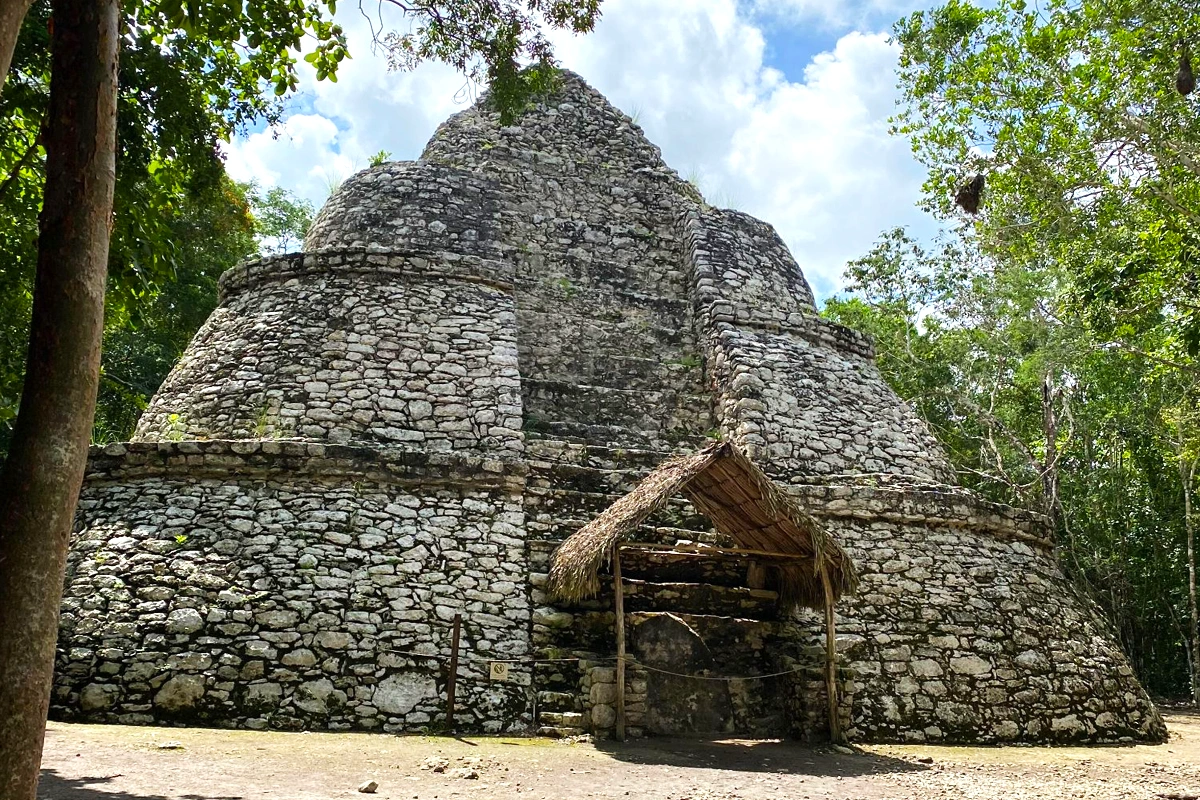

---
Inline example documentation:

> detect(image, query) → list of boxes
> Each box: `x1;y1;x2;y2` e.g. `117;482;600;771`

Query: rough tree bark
1185;456;1199;705
1040;375;1064;532
0;0;34;93
0;0;119;796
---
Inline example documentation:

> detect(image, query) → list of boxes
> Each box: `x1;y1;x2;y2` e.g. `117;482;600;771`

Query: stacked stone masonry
56;72;1165;744
136;250;522;457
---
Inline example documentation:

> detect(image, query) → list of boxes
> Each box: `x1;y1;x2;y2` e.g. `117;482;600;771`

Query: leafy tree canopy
831;0;1200;697
826;226;1196;695
247;183;316;256
893;0;1200;360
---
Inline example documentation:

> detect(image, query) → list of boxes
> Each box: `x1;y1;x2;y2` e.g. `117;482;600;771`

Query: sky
224;0;940;301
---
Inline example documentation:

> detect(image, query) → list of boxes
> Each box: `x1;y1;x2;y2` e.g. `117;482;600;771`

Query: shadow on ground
1162;707;1200;722
594;736;929;778
39;770;244;800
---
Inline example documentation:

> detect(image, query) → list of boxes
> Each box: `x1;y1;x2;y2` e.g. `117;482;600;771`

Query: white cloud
722;32;933;297
550;0;766;181
223;0;934;299
224;114;350;200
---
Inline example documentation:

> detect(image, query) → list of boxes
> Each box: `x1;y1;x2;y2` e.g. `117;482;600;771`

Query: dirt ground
37;709;1200;800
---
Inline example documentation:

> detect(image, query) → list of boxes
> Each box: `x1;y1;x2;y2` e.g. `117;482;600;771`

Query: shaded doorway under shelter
547;441;858;741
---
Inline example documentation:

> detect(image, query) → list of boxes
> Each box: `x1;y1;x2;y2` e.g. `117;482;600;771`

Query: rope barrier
631;660;810;681
377;647;618;666
110;645;804;679
379;647;808;681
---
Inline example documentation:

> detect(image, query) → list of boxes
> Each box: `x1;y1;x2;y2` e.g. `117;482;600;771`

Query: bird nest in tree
955;174;985;214
547;441;858;613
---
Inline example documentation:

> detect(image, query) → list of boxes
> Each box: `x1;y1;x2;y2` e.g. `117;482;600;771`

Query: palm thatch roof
547;441;858;612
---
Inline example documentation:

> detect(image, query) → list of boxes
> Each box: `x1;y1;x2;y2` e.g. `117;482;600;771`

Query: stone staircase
535;692;587;738
523;379;713;445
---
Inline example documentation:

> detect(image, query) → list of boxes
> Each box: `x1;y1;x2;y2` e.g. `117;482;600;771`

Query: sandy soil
37;709;1200;800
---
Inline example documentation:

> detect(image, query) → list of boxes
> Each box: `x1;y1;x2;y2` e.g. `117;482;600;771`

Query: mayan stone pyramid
55;72;1165;743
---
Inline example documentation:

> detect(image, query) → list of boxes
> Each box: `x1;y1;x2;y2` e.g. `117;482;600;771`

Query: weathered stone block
166;608;204;634
154;675;206;713
949;656;992;676
79;683;119;712
374;674;437;716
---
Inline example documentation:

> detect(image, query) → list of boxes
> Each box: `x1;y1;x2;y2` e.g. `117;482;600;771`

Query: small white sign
489;661;510;682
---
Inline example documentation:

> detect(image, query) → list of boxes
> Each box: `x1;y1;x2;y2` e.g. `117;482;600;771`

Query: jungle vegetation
825;0;1200;700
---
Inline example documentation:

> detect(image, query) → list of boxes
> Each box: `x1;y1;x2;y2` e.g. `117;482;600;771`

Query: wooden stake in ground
1182;455;1198;705
0;1;119;798
822;569;841;744
446;613;462;734
613;545;626;742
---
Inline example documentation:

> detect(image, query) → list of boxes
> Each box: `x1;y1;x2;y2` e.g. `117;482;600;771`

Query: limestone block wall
521;450;1164;743
54;443;532;733
299;83;716;450
681;208;818;328
305;161;506;259
420;73;715;449
711;331;954;480
135;251;522;457
580;661;649;737
421;75;695;289
791;484;1166;743
683;208;955;483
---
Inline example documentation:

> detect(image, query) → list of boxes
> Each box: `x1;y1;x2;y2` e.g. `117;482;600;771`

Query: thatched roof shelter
547;441;858;613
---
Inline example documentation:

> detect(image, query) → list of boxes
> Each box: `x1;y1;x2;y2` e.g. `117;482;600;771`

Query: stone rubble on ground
420;756;449;773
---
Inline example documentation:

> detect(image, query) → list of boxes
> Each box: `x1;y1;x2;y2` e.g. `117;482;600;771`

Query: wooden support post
613;545;626;742
822;571;841;744
446;612;462;734
746;561;768;590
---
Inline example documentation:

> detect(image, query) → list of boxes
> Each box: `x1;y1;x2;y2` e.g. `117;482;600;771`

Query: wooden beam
746;561;768;590
446;612;461;734
621;541;813;561
613;544;626;742
822;571;841;744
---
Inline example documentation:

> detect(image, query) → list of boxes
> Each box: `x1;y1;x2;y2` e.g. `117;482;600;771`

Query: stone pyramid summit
56;72;1164;743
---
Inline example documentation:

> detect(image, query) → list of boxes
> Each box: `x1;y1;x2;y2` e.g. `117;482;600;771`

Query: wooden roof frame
546;440;858;613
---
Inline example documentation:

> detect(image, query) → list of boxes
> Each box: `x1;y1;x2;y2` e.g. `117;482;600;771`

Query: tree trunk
0;0;118;796
1185;456;1199;705
0;0;34;93
1040;375;1063;531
